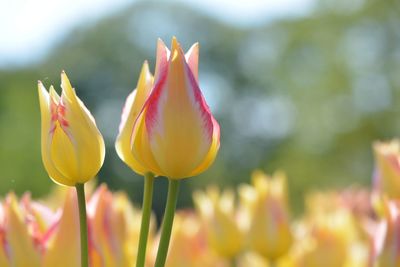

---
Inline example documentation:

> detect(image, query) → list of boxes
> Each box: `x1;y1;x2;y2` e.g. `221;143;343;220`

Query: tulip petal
185;42;199;82
38;82;75;186
43;190;80;267
115;62;153;175
5;194;41;267
60;72;105;183
154;39;170;83
143;38;216;178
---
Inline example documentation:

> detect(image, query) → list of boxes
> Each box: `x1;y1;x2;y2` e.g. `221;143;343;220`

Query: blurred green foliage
0;0;399;215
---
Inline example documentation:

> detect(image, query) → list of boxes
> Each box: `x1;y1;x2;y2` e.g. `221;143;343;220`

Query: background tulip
373;140;400;199
193;187;244;258
239;171;292;262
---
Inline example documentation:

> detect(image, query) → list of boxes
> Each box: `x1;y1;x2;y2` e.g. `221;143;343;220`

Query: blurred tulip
0;185;148;267
373;140;400;199
148;211;221;267
115;61;154;175
87;185;151;267
293;192;369;267
43;190;80;267
239;170;292;261
38;71;105;186
193;187;244;258
129;37;220;179
371;199;400;267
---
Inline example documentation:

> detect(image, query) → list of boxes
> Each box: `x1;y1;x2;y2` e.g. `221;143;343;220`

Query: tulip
292;192;369;267
87;185;152;267
370;199;400;267
130;37;220;179
38;71;105;186
43;190;80;267
239;170;292;262
38;71;105;267
154;212;221;267
373;140;400;199
193;187;244;259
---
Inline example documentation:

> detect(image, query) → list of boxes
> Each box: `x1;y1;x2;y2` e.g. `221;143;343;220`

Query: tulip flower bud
193;187;244;258
373;140;400;199
38;72;105;186
239;170;292;261
127;37;220;179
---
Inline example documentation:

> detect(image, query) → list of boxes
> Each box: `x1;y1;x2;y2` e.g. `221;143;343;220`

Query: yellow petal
115;62;154;175
60;71;105;183
5;194;41;267
38;82;75;186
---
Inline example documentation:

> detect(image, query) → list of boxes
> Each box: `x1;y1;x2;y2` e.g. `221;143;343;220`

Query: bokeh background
1;0;399;216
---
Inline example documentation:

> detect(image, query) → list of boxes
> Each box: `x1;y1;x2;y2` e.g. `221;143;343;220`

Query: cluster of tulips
1;140;400;267
1;36;399;267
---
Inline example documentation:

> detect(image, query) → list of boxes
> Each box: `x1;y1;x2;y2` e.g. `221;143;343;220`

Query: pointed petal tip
171;36;180;51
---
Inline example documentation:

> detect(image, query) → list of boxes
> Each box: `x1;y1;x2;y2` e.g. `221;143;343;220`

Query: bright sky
0;0;314;68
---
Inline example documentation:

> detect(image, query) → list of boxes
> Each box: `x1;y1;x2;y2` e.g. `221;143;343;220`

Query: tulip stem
136;172;155;267
75;183;89;267
154;179;180;267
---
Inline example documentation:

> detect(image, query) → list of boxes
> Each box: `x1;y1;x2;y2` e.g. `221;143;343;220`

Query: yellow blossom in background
38;72;105;186
149;211;223;267
239;170;293;261
193;187;244;258
373;140;400;199
291;192;369;267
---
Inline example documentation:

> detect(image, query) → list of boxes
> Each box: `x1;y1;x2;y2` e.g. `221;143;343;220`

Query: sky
0;0;315;68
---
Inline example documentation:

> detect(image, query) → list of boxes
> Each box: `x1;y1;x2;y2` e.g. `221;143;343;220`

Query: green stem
154;179;180;267
270;260;277;267
136;172;155;267
75;183;89;267
230;257;237;267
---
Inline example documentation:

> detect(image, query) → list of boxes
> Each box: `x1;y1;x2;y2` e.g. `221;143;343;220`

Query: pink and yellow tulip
127;37;220;179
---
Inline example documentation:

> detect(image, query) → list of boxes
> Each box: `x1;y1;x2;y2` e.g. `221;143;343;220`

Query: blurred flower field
1;139;399;267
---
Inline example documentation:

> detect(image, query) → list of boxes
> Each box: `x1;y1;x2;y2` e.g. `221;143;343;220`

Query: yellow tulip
373;140;400;199
129;37;220;179
38;71;105;186
157;212;221;267
116;61;154;175
1;193;55;267
239;170;292;261
193;187;244;258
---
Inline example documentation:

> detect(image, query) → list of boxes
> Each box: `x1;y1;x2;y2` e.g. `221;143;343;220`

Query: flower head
38;72;105;186
239;170;292;260
125;37;220;179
